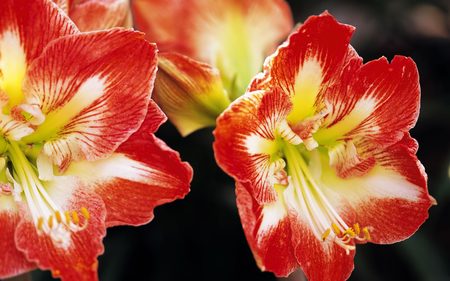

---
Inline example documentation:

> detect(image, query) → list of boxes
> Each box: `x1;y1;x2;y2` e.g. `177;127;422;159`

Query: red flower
0;1;192;280
213;12;435;280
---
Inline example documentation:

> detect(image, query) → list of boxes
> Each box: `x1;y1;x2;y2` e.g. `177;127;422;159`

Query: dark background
11;0;450;280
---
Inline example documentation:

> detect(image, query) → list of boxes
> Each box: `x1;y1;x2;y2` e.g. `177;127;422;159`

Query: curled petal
11;104;45;126
214;89;297;204
328;140;376;178
153;53;231;137
21;28;158;172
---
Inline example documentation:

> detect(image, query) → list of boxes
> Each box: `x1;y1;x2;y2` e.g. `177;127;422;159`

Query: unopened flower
132;0;293;135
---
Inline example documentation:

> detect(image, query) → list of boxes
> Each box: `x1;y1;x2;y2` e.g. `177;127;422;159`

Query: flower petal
133;0;293;99
69;0;133;32
65;102;192;227
0;194;36;279
20;28;158;172
316;56;421;149
14;175;106;281
214;89;301;205
236;181;299;277
284;184;356;281
249;12;359;125
0;0;79;113
153;53;231;136
320;133;434;244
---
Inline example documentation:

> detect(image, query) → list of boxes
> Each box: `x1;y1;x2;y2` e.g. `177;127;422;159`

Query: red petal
249;12;359;125
0;0;78;113
352;134;434;244
15;180;106;281
69;0;132;31
317;56;421;149
236;181;299;277
286;204;355;281
214;89;299;205
21;28;158;172
65;103;192;227
0;196;36;279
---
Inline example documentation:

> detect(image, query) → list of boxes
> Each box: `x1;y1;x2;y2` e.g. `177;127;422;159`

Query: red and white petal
249;12;359;125
214;89;300;205
316;56;421;149
153;53;231;137
65;106;192;227
236;181;299;277
69;0;132;32
14;175;106;281
0;0;79;113
320;134;434;244
133;0;293;99
283;180;356;281
20;28;158;172
0;194;36;279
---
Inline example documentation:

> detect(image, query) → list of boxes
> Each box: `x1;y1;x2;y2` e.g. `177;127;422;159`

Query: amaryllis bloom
132;0;293;136
0;0;192;280
53;0;133;31
213;12;435;280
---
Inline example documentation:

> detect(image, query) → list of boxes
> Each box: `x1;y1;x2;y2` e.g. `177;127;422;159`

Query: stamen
342;228;355;238
321;228;331;241
81;207;90;220
332;222;340;235
72;211;79;225
362;227;370;240
353;223;360;236
37;217;44;231
48;215;53;228
65;211;71;225
55;211;62;223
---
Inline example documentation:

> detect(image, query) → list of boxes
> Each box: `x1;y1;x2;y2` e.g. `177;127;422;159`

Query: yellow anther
55;211;62;223
72;211;79;225
80;207;90;220
321;228;331;241
331;223;340;235
65;211;71;224
342;227;355;237
37;217;44;231
362;227;370;240
353;223;360;236
48;215;53;228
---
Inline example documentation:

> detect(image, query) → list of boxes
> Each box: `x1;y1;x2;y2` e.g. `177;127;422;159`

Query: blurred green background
9;0;450;280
